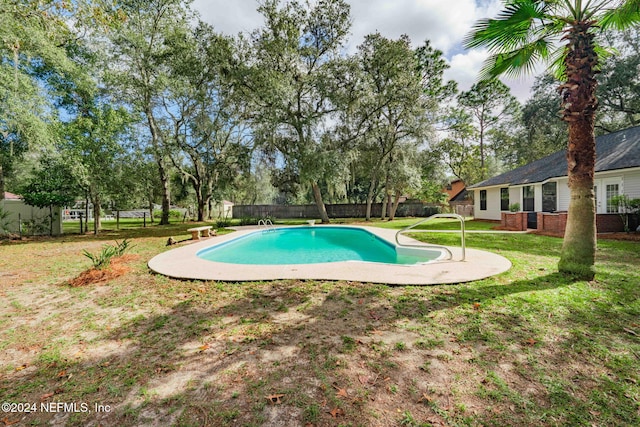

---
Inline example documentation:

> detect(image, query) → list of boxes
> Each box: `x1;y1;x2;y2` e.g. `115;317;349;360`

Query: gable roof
469;126;640;189
3;192;21;200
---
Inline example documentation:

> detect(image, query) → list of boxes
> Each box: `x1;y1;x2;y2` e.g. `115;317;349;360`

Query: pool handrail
258;218;275;231
395;213;466;261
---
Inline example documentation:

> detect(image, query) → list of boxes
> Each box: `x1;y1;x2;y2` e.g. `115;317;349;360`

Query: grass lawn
0;219;638;426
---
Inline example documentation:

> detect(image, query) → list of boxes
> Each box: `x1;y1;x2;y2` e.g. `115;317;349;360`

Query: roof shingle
469;126;640;188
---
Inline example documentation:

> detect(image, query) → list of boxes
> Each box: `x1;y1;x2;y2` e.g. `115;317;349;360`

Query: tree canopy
3;0;640;232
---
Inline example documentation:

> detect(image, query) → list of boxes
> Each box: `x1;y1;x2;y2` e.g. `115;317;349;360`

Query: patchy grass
0;220;638;426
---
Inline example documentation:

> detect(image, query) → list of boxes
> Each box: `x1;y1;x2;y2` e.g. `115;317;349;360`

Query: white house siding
622;169;640;199
556;169;640;214
534;184;543;212
509;187;519;209
472;168;640;221
556;178;570;211
474;187;503;220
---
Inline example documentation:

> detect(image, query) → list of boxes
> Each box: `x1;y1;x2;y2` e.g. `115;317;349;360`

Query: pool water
197;226;441;265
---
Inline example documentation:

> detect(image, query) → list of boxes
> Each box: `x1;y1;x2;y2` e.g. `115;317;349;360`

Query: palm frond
478;37;553;80
600;0;640;30
549;46;568;81
464;0;549;52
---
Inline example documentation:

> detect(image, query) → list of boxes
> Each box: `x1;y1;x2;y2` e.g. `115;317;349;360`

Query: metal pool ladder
258;218;275;232
395;213;466;261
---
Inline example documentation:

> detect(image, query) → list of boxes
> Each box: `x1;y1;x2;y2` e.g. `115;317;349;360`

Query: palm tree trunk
558;23;598;279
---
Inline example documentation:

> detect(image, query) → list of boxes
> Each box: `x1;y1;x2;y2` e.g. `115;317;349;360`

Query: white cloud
191;0;262;35
444;49;489;92
347;0;479;54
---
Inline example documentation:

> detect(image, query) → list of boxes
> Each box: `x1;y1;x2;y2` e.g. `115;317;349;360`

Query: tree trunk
389;191;402;220
157;157;171;225
380;172;390;220
365;179;377;221
311;181;330;223
148;193;155;224
192;180;205;222
558;23;598;279
0;163;4;200
146;108;171;225
84;195;90;233
92;196;101;236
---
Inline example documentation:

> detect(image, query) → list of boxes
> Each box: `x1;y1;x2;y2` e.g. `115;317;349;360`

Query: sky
191;0;539;102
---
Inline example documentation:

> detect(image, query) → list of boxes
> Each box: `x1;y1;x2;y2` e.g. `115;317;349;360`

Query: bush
423;206;441;217
239;216;259;226
216;218;231;228
509;203;520;212
21;216;49;236
153;210;184;221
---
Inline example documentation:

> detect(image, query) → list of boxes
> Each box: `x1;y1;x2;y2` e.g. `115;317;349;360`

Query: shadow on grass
2;271;604;427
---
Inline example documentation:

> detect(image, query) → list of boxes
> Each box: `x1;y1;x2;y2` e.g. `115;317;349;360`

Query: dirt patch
67;254;138;287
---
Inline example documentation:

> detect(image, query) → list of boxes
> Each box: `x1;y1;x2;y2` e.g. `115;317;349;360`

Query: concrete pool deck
148;225;512;285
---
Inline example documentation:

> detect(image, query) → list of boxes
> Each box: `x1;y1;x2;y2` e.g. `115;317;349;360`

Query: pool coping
147;225;512;285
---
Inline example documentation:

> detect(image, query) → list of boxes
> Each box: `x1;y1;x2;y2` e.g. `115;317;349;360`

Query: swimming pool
197;226;443;265
147;225;512;285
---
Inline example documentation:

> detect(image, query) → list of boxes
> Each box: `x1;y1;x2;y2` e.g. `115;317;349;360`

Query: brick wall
537;212;568;234
535;212;629;234
500;212;528;231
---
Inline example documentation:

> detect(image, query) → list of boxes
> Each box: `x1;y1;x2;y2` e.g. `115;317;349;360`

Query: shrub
423;206;441;217
152;210;184;221
239;216;258;226
609;195;640;232
83;239;134;270
509;203;520;212
21;216;49;236
216;218;231;228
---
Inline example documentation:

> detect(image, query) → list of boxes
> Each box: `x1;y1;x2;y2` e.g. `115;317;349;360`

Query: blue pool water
197;226;441;265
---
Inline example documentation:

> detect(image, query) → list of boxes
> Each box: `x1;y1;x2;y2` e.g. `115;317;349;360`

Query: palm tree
465;0;640;279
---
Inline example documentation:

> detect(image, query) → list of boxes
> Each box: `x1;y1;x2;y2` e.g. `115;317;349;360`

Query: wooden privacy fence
232;202;440;219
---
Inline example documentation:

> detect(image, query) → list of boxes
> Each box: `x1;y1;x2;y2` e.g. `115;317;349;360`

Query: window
480;190;487;211
542;182;557;212
523;186;534;211
500;188;509;211
606;184;619;213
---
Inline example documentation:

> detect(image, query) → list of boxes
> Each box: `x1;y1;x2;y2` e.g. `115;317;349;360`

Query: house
469;126;640;232
1;192;63;236
444;179;466;201
443;179;473;216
